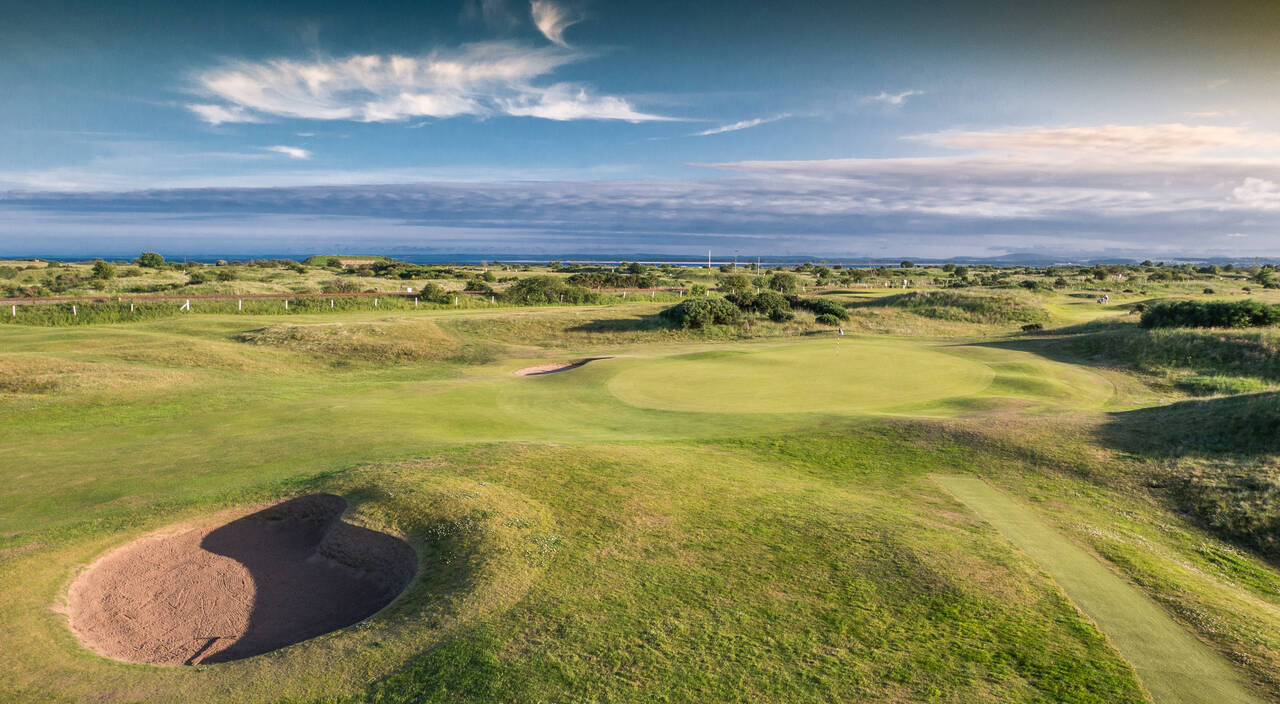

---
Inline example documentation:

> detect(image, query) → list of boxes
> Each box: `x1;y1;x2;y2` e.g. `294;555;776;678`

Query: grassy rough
867;290;1052;325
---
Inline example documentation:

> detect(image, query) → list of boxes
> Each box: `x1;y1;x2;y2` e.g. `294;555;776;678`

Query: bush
1140;300;1280;329
717;273;752;294
767;272;799;292
688;284;707;296
791;296;849;321
464;280;494;293
660;298;743;328
815;313;842;326
321;278;362;294
502;276;596;305
134;252;165;268
91;260;115;280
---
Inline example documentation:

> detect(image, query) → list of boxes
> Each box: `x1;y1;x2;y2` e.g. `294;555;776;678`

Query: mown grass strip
934;474;1260;704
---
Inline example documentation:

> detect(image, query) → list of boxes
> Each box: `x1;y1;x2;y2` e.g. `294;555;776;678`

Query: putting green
934;475;1260;704
607;339;994;414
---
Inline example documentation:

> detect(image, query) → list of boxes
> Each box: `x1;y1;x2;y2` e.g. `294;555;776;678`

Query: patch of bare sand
67;494;415;665
513;357;606;376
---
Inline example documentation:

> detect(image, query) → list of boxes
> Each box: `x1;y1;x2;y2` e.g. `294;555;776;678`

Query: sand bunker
513;358;604;376
67;494;416;666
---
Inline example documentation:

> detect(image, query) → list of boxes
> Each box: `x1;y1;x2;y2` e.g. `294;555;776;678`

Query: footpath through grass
934;475;1261;704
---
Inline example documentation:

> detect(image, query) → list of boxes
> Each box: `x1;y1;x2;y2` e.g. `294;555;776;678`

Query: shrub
91;260;115;280
321;278;362;294
215;269;238;281
502;276;596;304
134;251;165;268
660;298;743;328
717;273;753;294
815;313;842;326
1140;300;1280;329
566;271;659;288
767;272;799;292
464;280;494;293
688;284;707;296
1022;323;1044;332
791;297;849;321
768;308;795;322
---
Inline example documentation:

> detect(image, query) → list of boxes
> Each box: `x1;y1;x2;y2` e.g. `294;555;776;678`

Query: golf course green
606;339;994;414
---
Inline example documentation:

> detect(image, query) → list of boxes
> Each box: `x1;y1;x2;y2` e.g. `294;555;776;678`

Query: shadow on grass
565;312;668;334
1100;392;1280;459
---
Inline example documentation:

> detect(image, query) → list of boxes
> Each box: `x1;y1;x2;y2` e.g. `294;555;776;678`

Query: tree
134;252;165;268
900;260;916;269
767;272;799;292
91;260;115;280
717;273;752;294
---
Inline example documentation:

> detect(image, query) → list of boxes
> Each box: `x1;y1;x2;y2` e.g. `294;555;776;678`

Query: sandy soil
66;494;416;666
513;358;603;376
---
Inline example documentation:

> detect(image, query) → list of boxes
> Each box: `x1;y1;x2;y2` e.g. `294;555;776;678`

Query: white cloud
263;145;312;160
188;41;671;125
187;104;265;125
692;114;790;137
860;90;923;107
530;0;582;47
1233;177;1280;210
1183;110;1238;119
911;123;1280;156
1226;233;1249;238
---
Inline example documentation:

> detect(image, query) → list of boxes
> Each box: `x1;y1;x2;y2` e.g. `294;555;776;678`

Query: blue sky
2;0;1280;259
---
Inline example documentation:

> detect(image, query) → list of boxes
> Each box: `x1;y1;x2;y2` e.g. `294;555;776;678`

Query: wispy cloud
1183;110;1238;119
692;114;790;137
187;104;265;126
187;41;673;125
860;89;923;107
264;145;312;160
910;123;1280;156
530;0;582;47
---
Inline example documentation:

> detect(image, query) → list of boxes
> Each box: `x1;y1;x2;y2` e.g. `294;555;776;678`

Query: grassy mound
871;291;1051;325
1105;393;1280;556
1070;327;1280;389
236;319;465;363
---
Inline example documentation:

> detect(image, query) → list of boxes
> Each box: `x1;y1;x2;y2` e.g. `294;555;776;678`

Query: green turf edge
933;474;1261;704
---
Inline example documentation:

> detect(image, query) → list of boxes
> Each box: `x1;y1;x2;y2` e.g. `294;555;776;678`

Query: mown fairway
2;301;1279;703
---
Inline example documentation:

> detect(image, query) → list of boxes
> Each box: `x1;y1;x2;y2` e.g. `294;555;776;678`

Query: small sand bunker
67;494;416;666
513;358;604;376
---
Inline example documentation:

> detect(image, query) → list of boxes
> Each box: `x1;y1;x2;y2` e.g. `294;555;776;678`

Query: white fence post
238;299;242;311
374;298;379;307
330;299;334;308
284;299;288;310
180;300;190;311
72;305;77;316
10;304;15;317
454;296;458;306
130;303;135;313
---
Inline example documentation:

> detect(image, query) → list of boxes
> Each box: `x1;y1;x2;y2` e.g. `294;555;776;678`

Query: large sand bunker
67;494;416;666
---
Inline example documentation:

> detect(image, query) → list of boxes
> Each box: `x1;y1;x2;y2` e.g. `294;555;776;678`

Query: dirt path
933;475;1261;704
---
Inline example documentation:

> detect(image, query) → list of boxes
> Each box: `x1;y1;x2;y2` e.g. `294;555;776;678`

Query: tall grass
866;290;1050;325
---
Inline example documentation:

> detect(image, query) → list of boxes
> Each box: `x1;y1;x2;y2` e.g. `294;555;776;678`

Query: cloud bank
5;123;1280;258
186;41;670;125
